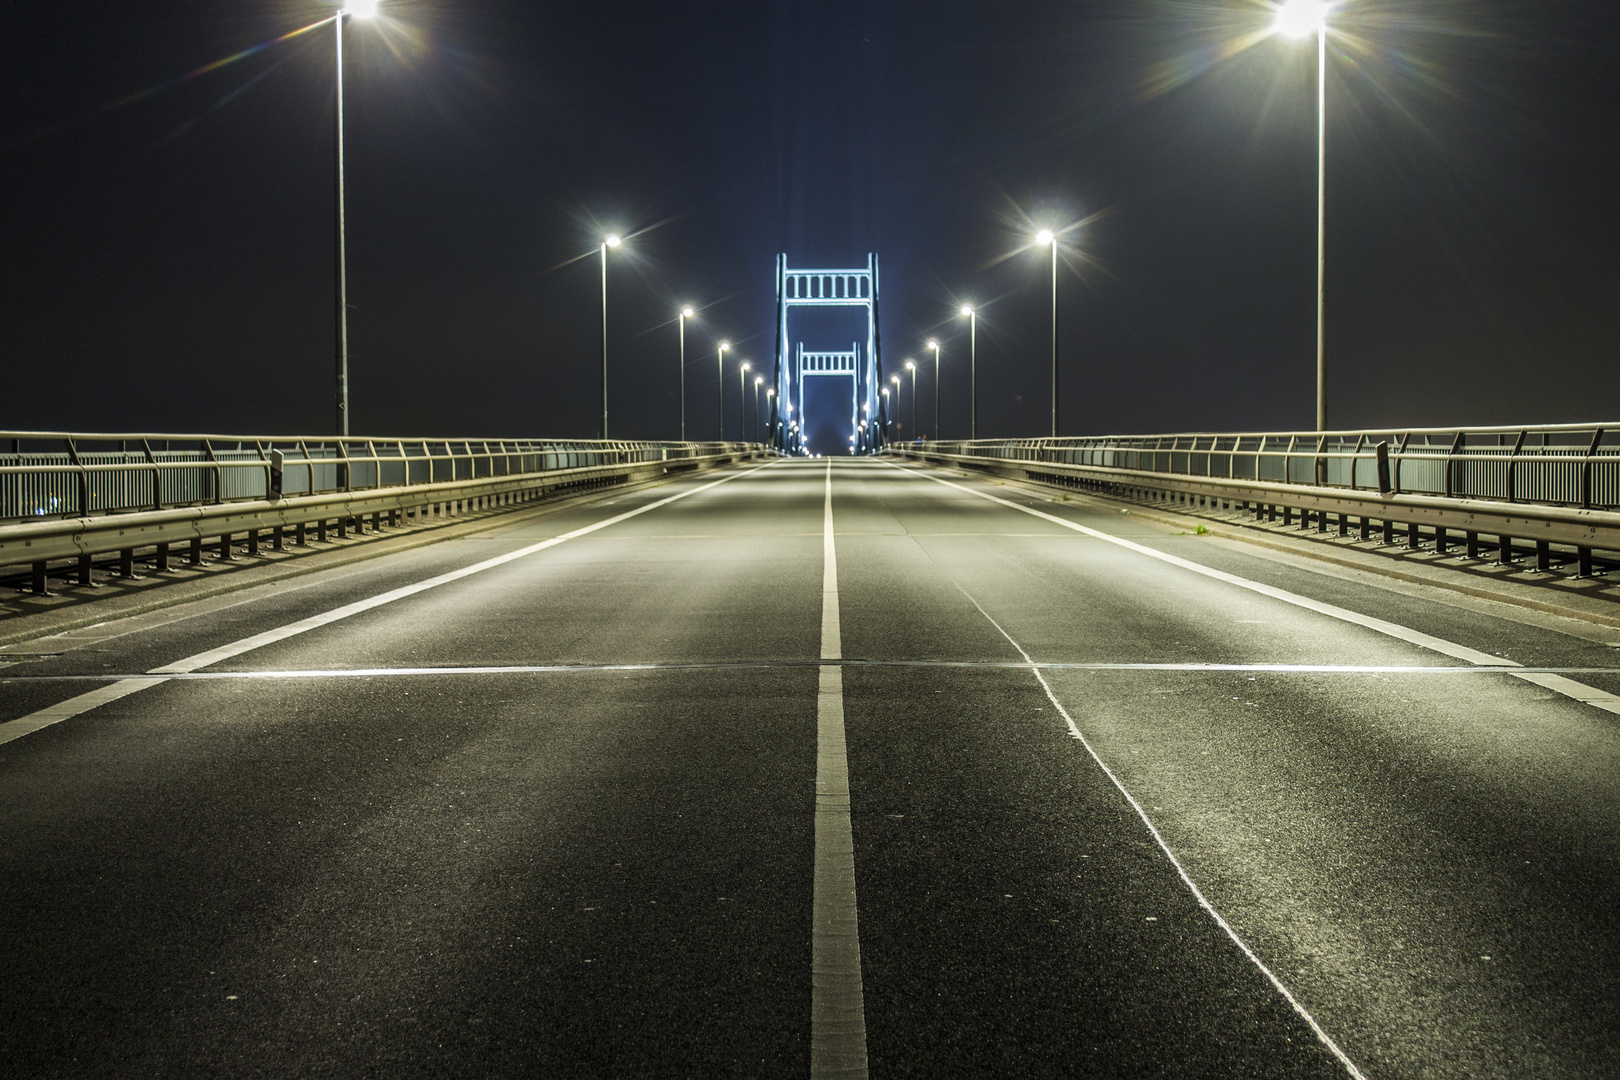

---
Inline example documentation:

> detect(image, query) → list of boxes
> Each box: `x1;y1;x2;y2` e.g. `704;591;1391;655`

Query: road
3;457;1619;1079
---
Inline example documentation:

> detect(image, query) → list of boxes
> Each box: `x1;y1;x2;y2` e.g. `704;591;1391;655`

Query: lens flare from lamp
344;0;379;18
604;234;621;248
1035;229;1055;246
1272;0;1327;38
680;306;694;318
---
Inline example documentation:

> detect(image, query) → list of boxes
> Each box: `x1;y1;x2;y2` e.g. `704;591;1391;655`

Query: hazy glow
905;361;915;371
345;0;379;18
891;375;900;385
1273;0;1328;39
1035;228;1055;246
718;341;730;351
741;361;750;371
755;376;763;386
927;339;939;350
680;306;694;318
959;304;974;317
603;234;621;248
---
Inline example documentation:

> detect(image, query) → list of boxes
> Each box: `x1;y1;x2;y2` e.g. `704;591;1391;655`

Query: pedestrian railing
0;431;762;592
899;423;1620;574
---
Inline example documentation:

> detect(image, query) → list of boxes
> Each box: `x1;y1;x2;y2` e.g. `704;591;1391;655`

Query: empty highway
4;458;1619;1079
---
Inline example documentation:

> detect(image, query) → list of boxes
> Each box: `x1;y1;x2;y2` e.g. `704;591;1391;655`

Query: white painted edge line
953;584;1369;1080
811;462;869;1079
889;461;1620;718
0;462;776;748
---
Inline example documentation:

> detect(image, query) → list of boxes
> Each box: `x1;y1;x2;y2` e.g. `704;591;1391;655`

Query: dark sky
2;1;1616;442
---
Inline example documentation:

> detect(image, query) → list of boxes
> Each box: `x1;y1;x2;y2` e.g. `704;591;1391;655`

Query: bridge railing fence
0;433;747;522
916;423;1620;511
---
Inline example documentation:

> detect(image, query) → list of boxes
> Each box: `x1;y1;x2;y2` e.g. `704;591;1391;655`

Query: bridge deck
3;458;1617;1078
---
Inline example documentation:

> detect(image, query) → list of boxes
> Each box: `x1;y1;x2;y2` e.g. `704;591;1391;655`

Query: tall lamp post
753;375;763;442
333;0;379;436
1035;228;1058;438
905;361;917;440
881;387;891;441
738;362;751;442
890;375;901;438
1272;0;1330;431
716;342;730;441
927;339;941;441
599;234;621;438
678;306;695;441
767;388;776;444
959;305;977;439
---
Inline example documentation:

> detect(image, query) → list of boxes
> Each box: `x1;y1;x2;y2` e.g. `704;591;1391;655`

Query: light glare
1272;0;1327;38
604;234;622;248
680;306;694;318
344;0;379;18
1035;228;1055;246
960;304;974;317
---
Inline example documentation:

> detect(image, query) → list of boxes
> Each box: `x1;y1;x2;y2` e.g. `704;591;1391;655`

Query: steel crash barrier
897;424;1620;576
0;432;763;593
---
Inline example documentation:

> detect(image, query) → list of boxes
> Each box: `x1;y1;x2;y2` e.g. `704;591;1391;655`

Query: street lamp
905;360;917;441
333;0;379;436
1271;0;1331;431
881;386;890;440
599;234;621;439
753;375;763;443
678;306;695;442
739;362;751;442
1035;228;1058;438
716;342;730;441
767;387;776;443
959;304;977;440
927;339;941;442
890;375;901;437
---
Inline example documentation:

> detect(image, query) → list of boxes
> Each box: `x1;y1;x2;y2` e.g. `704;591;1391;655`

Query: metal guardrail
0;431;761;592
899;423;1620;576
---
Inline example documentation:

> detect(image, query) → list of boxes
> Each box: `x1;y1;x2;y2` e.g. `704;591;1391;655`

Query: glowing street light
881;386;891;439
1272;0;1327;38
738;361;751;443
905;360;917;442
753;375;764;443
716;342;730;441
1270;0;1331;429
1035;228;1059;437
766;387;776;443
959;304;978;439
927;339;941;442
333;0;381;435
677;306;695;441
597;234;622;438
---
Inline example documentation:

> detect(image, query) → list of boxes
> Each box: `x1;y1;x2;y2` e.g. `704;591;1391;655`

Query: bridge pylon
770;254;884;454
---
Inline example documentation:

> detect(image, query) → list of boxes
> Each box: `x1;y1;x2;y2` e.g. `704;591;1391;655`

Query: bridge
5;425;1620;1078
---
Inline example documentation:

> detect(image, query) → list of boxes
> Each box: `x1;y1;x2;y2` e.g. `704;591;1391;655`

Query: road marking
953;584;1370;1080
812;462;869;1079
13;661;1620;683
889;462;1620;717
0;464;775;748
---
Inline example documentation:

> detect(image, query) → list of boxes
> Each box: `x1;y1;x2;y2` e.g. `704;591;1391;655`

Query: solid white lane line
811;462;869;1079
953;584;1369;1080
890;462;1507;666
0;463;775;748
0;678;168;747
889;462;1620;717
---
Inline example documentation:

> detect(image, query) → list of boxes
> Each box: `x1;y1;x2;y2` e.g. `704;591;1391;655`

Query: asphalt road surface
4;458;1619;1079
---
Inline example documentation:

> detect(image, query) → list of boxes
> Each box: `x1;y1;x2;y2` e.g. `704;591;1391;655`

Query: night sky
2;1;1616;443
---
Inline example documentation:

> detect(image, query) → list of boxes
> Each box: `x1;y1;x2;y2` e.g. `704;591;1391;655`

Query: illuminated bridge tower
770;254;884;454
